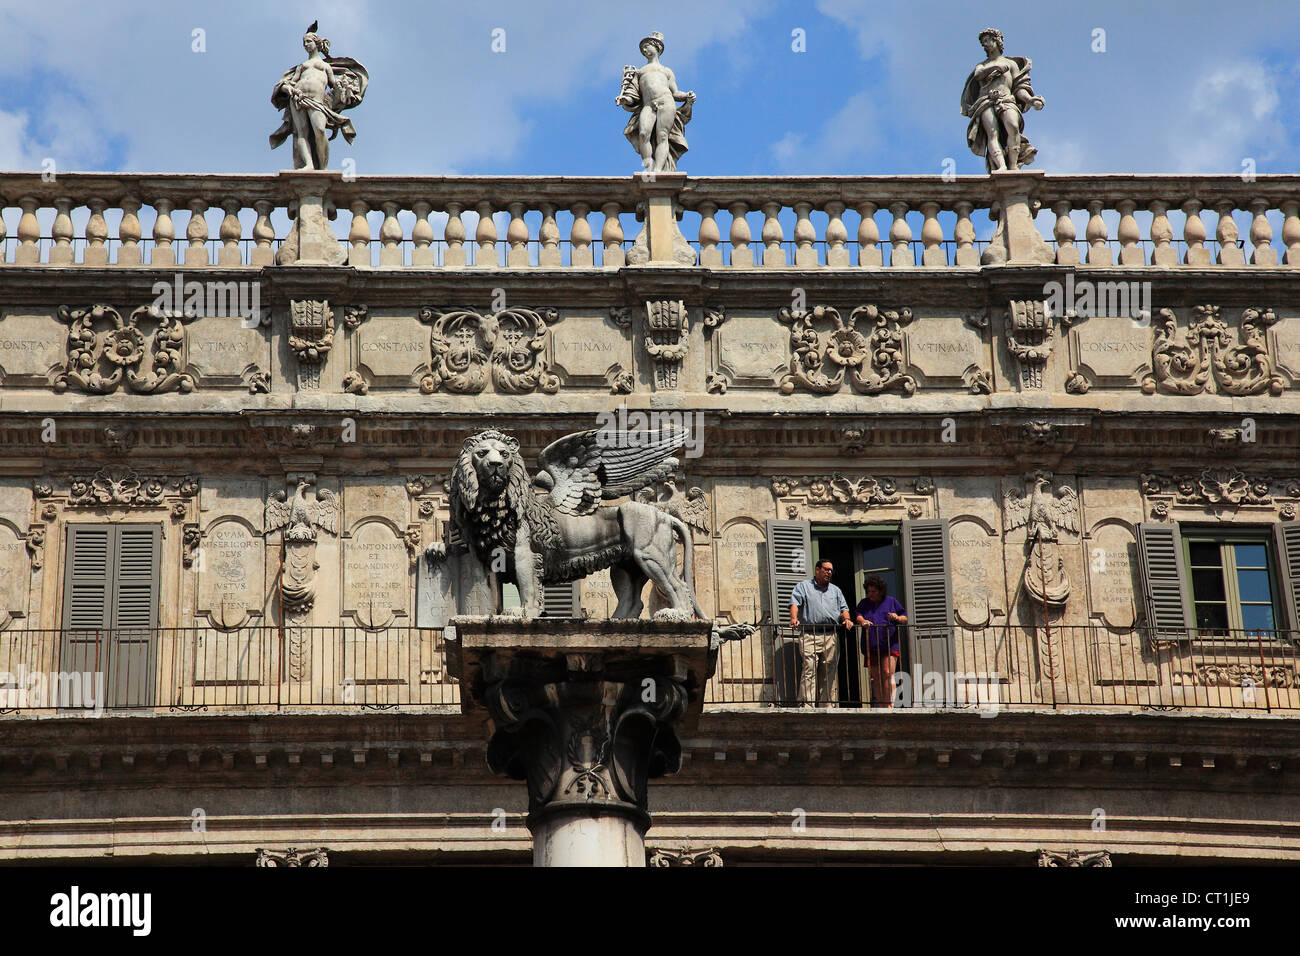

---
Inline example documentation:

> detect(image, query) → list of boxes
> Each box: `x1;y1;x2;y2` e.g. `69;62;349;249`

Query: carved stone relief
1141;306;1285;396
343;518;409;630
777;304;915;396
1006;300;1062;391
0;311;67;387
197;516;265;631
289;300;334;390
643;300;689;389
36;468;199;515
419;307;559;395
55;304;195;394
265;475;339;680
1140;470;1298;519
903;312;992;394
1065;314;1153;393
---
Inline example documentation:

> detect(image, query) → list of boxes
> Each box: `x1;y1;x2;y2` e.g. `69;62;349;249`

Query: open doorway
812;525;905;707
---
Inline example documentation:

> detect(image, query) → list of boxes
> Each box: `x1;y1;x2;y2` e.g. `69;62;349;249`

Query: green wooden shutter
1274;523;1300;637
902;519;955;694
1136;521;1190;638
541;581;581;618
61;525;113;678
60;524;160;708
110;525;160;707
765;519;811;625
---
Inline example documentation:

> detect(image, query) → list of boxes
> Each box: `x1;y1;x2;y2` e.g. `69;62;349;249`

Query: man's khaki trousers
797;625;839;706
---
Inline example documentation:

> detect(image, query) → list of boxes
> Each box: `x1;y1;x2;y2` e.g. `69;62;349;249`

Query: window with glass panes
1183;534;1280;636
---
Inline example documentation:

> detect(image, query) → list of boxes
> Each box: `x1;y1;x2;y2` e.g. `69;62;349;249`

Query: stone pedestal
448;617;714;867
276;171;346;266
982;169;1054;266
628;173;695;266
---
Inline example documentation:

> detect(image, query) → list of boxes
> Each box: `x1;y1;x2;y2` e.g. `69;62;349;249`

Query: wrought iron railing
0;622;1296;714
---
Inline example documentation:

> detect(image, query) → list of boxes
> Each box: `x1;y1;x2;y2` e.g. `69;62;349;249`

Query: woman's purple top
854;595;905;653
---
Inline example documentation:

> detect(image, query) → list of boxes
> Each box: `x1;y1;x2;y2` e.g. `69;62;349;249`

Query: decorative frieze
771;475;901;510
648;846;723;867
1140;470;1294;509
1037;849;1111;867
777;304;916;396
1176;662;1299;688
55;304;195;394
254;847;330;867
1142;306;1285;396
37;467;199;509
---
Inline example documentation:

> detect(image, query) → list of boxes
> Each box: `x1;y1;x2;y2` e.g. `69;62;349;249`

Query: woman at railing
854;574;907;708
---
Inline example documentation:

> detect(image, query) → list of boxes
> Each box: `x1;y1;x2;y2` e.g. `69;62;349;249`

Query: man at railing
854;575;907;708
789;559;853;707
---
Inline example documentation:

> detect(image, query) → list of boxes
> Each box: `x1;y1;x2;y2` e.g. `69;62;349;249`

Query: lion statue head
448;429;533;562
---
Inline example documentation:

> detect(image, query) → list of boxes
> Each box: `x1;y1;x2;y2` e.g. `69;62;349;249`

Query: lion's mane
448;430;561;572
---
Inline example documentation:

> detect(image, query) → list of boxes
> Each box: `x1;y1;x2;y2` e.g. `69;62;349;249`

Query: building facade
0;170;1297;863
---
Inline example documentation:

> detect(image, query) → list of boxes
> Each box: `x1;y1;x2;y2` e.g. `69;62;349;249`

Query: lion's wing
537;428;685;516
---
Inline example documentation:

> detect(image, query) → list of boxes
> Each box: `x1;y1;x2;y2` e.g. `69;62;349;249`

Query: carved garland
772;475;901;511
36;467;199;510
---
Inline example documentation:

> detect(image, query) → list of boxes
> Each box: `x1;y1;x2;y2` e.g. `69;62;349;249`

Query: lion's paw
652;608;696;622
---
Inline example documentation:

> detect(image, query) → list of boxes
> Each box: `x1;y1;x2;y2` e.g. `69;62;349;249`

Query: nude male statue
616;32;695;173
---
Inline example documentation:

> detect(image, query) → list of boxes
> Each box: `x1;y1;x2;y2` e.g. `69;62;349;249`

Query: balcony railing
2;172;1298;269
706;624;1300;712
1;622;1296;714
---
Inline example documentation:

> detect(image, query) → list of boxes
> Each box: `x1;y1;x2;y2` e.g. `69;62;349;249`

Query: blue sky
1;0;1298;178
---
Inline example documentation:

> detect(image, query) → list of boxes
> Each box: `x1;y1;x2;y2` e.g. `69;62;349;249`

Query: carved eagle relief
1004;473;1078;543
265;479;340;541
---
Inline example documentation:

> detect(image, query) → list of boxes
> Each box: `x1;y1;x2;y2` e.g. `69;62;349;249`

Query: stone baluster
919;202;944;267
475;201;498;267
379;201;403;267
1085;201;1111;266
1052;201;1079;266
888;201;913;268
760;202;784;268
1182;200;1209;266
570;203;593;268
217;200;243;267
152;199;176;267
824;201;848;267
857;201;881;267
15;197;39;265
346;201;370;267
444;202;467;268
185;199;209;267
411;200;436;267
252;200;276;267
601;202;624;268
793;201;817;268
1148;200;1176;266
697;202;721;268
538;203;561;268
1215;201;1245;266
728;203;751;268
1281;201;1300;267
82;198;109;267
1248;200;1276;266
1116;199;1142;265
118;197;143;267
50;198;74;266
506;202;530;267
953;201;978;267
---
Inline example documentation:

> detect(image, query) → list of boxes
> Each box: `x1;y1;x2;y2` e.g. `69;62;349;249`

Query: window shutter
1274;523;1300;636
902;519;955;688
541;581;581;618
765;519;811;625
61;525;113;679
113;525;161;630
1135;521;1190;637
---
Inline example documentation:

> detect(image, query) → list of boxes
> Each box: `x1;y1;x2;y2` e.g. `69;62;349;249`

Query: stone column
981;169;1054;265
450;617;713;867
